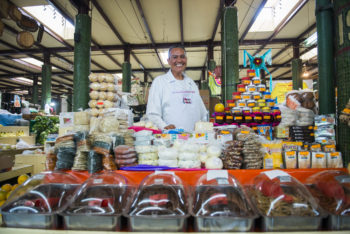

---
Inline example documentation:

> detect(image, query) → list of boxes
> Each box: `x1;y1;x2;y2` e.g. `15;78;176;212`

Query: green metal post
221;6;239;103
73;13;91;111
316;0;336;114
334;0;350;165
292;59;303;89
32;75;38;104
122;62;131;92
67;93;73;112
41;64;52;109
208;59;216;72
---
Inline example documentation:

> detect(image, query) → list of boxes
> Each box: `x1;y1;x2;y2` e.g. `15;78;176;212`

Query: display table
0;165;33;182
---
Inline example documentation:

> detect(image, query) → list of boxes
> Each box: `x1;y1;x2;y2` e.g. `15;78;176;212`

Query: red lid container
241;77;251;85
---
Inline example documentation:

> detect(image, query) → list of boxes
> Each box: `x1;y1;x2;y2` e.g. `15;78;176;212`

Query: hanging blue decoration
243;49;273;92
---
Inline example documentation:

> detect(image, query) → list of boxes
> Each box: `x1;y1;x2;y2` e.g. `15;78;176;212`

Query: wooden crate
15;154;46;175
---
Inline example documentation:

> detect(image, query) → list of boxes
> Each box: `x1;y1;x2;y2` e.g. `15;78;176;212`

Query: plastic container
252;111;263;124
305;170;350;230
237;84;246;93
247;100;256;108
192;171;258;232
257;84;266;92
215;113;225;124
257;99;266;107
252;92;261;100
252;107;260;112
127;172;190;232
266;99;275;107
236;99;246;108
224;107;231;115
225;114;234;124
241;92;251;100
61;171;134;231
232;92;241;101
231;107;241;114
262;91;271;99
247;85;257;92
252;77;261;85
246;170;326;231
233;111;244;124
1;171;81;229
241;77;251;85
242;107;251;114
226;99;236;108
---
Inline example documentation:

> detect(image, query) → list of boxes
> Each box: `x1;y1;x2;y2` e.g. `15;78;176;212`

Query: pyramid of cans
214;70;281;130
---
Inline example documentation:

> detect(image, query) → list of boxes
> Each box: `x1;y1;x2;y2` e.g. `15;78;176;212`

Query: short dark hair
168;45;186;59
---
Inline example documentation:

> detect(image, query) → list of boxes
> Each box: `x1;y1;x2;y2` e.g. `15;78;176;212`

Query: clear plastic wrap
127;172;189;231
220;140;243;169
306;170;350;230
247;170;325;231
192;171;258;231
62;171;134;231
1;171;80;229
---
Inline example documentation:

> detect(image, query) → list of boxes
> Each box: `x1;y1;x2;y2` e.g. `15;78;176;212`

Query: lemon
0;200;5;207
0;190;7;201
214;103;225;113
11;184;19;191
1;184;12;192
18;174;29;185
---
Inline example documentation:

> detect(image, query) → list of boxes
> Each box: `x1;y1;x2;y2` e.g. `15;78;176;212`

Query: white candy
207;145;222;158
205;157;223;169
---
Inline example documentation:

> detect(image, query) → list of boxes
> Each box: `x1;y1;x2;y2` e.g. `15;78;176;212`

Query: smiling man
146;45;208;132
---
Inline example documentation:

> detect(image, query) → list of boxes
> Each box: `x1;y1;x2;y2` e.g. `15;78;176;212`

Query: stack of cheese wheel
89;73;119;116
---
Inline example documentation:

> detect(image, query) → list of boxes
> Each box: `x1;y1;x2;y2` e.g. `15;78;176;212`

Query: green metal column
67;93;73;112
221;6;239;103
122;62;131;92
200;69;209;90
334;0;350;165
208;60;216;72
32;75;38;105
41;53;52;109
316;0;336;114
73;9;91;111
292;59;303;89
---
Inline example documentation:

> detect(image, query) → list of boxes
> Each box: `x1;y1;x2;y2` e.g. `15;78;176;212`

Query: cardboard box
0;126;29;136
0;135;35;145
15;154;46;175
199;89;210;109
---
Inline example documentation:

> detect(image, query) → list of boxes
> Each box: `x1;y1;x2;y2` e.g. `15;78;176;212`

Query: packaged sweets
298;151;311;169
311;152;327;168
326;152;343;168
283;151;297;169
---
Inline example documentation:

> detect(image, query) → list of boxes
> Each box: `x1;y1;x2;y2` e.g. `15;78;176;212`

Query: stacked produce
88;73;120;117
114;145;138;168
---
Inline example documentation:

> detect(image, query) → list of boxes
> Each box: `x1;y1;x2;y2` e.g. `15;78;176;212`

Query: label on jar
311;144;321;150
255;116;262;120
315;153;325;158
263;116;271;119
245;116;252;120
264;95;271;99
249;87;256;92
259;88;266;92
233;95;241;99
216;116;224;120
228;103;235;107
226;116;233;120
242;95;250;99
235;116;243;120
308;126;314;130
243;80;250;85
238;88;245;92
253;80;261;84
330;152;340;157
248;103;255;107
238;103;246;107
253;95;260;99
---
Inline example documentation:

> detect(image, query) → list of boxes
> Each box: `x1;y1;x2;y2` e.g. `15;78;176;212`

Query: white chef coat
146;70;208;132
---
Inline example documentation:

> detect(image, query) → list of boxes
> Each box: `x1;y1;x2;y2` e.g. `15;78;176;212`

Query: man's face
167;48;187;74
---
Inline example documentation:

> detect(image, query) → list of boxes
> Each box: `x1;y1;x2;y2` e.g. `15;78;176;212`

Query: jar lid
262;107;271;112
237;84;245;87
232;92;241;95
252;77;261;80
257;84;266;87
224;107;231;111
257;99;266;103
247;99;256;103
241;77;250;80
262;91;271;95
252;107;260;112
226;99;234;103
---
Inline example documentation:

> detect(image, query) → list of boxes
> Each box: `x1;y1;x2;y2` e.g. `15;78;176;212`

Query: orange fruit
214;103;225;113
11;184;19;191
1;184;12;192
18;174;29;185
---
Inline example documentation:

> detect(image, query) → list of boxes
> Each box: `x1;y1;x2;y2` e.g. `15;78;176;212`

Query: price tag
155;171;175;176
241;130;249;134
207;170;228;181
93;179;103;184
263;170;290;180
278;176;291;183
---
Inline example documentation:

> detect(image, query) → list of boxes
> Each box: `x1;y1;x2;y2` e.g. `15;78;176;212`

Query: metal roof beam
135;0;165;71
239;0;267;44
179;0;184;45
254;0;308;56
211;0;224;40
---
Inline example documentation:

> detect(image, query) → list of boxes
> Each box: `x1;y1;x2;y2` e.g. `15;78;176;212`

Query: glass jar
237;84;246;93
233;111;243;124
257;84;266;92
226;99;236;108
242;107;251;114
252;77;261;85
257;99;266;107
272;107;281;123
224;107;231;115
252;106;260;112
232;92;241;101
247;100;256;108
252;111;263;124
252;92;261;100
231;107;241;115
225;114;234;124
241;77;251;85
266;99;275;107
262;91;271;99
247;84;257;92
215;113;225;124
262;108;273;123
236;99;246;107
244;114;253;124
241;92;251;100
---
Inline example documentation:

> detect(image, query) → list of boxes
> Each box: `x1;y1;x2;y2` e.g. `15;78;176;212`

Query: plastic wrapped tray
61;171;133;231
1;171;80;229
192;171;258;232
261;215;323;231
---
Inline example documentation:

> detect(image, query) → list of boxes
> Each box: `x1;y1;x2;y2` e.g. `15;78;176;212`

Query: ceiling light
13;58;58;70
302;71;309;77
10;77;33;85
22;5;74;40
249;0;299;32
302;32;318;47
300;48;318;61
